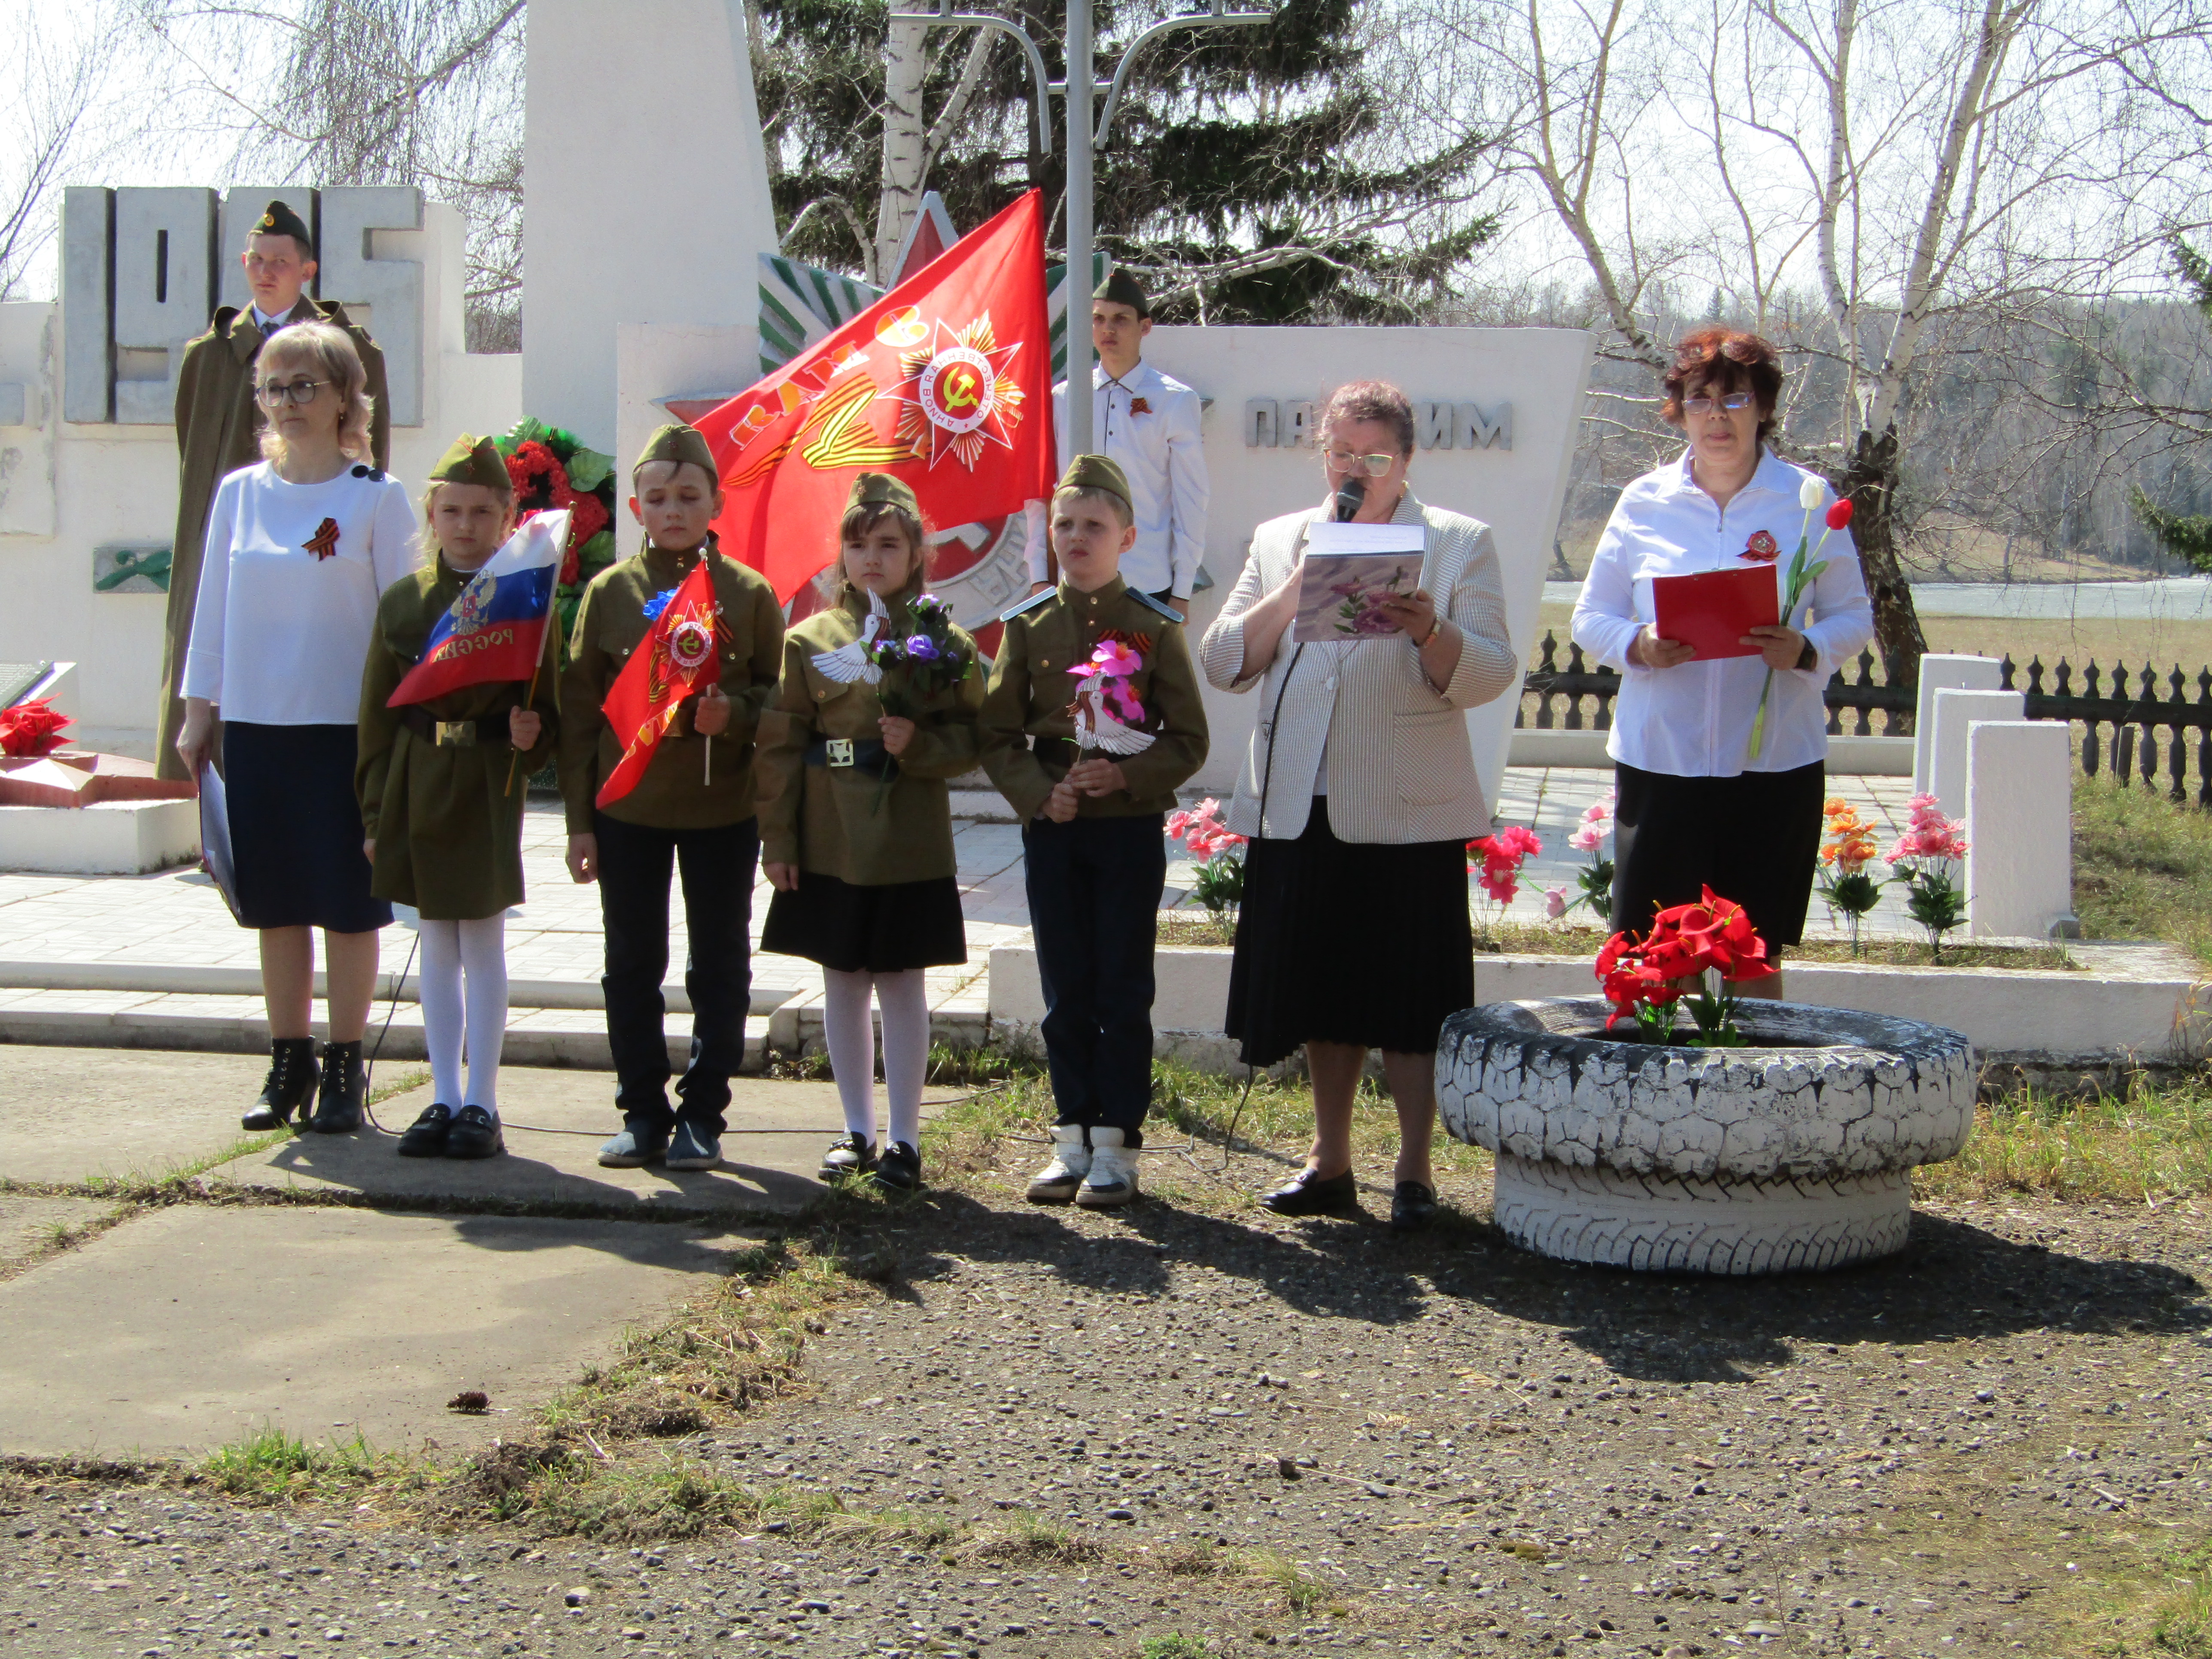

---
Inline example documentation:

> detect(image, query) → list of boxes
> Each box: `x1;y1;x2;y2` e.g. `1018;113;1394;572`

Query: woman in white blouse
1571;328;1874;987
176;321;416;1136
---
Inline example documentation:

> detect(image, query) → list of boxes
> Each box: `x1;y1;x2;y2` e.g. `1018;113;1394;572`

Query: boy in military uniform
160;199;390;778
981;455;1209;1207
559;423;785;1172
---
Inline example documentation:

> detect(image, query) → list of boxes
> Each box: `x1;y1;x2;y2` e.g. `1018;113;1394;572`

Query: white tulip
1799;474;1826;510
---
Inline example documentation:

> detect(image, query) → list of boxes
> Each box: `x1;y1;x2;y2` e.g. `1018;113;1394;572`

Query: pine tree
2131;237;2212;571
749;0;1496;321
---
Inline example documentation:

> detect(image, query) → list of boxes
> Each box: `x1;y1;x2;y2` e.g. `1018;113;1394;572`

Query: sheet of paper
1303;520;1427;557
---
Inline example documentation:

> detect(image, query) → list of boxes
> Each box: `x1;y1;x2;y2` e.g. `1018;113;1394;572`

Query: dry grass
2152;1541;2212;1657
965;1508;1104;1564
1917;1077;2212;1203
2074;775;2212;968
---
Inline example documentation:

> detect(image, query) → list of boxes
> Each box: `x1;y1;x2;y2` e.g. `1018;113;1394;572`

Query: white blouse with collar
1571;446;1874;778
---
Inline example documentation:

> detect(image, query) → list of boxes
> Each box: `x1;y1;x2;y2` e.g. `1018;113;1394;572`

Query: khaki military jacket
158;297;391;778
557;536;784;833
356;555;562;919
757;586;984;886
979;575;1209;820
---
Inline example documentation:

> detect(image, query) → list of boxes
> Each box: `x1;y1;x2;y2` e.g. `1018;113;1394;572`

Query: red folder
1652;565;1780;660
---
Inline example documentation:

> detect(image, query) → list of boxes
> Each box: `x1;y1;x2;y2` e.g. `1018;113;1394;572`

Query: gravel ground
3;1165;2209;1659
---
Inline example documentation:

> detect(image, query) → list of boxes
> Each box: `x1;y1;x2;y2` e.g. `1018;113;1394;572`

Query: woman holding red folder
1569;329;1873;983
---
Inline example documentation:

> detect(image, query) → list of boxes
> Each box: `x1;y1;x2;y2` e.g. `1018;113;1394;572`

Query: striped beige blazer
1199;490;1519;844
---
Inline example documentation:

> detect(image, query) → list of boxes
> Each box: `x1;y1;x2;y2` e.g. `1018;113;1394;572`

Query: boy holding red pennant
690;190;1057;605
559;423;786;1175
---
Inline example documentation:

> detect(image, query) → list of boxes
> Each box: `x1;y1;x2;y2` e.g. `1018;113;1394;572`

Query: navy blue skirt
222;721;392;933
761;870;966;974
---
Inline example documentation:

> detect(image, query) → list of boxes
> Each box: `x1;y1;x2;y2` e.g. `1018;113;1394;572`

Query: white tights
821;967;928;1151
416;915;508;1114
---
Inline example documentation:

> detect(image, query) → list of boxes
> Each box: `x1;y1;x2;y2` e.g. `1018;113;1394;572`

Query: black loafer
1260;1167;1358;1216
874;1140;923;1192
445;1105;505;1160
819;1131;877;1180
1389;1180;1440;1232
396;1103;454;1157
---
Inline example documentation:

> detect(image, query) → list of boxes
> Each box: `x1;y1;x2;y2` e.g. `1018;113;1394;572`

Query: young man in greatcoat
157;199;391;778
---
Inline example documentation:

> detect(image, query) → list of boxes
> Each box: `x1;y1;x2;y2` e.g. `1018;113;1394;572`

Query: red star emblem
890;313;1027;472
303;517;340;561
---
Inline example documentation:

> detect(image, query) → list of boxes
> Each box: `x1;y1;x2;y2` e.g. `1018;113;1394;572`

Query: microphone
1333;474;1367;523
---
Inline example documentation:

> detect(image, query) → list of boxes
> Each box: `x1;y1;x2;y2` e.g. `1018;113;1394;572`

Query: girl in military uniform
757;473;984;1191
357;436;561;1160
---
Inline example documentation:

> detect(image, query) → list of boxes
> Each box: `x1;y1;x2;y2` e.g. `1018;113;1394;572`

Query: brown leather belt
399;708;509;748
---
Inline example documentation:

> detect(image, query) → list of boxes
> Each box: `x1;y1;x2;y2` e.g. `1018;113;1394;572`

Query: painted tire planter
1435;998;1976;1274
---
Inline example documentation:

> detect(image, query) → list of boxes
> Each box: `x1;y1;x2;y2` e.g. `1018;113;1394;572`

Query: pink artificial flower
1084;640;1142;679
1544;887;1568;919
1165;809;1193;839
1568;824;1603;853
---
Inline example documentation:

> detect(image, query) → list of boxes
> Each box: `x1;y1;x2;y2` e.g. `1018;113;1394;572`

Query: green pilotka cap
252;199;313;253
427;434;511;493
846;471;920;516
1093;267;1150;318
1056;453;1132;510
632;421;718;483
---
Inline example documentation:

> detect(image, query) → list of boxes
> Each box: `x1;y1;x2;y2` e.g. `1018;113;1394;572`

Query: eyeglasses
256;377;328;407
1324;448;1398;477
1683;392;1753;415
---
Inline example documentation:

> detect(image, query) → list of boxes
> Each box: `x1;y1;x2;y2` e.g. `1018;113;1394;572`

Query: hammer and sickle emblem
941;368;980;411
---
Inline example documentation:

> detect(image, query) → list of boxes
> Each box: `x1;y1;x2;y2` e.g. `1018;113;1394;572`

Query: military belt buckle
825;738;856;768
434;720;477;748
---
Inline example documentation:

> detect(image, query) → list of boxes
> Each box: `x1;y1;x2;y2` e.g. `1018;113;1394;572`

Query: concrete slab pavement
0;1048;275;1185
0;1194;115;1273
0;1204;765;1458
206;1073;942;1219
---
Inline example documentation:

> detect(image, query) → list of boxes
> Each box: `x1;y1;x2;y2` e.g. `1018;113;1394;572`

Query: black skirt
1609;760;1826;946
1224;798;1474;1069
222;721;392;933
760;870;967;974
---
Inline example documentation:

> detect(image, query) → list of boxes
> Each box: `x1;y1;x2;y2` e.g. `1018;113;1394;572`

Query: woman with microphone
1198;381;1520;1229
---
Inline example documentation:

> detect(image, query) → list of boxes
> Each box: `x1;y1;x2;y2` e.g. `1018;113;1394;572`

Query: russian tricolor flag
387;510;569;707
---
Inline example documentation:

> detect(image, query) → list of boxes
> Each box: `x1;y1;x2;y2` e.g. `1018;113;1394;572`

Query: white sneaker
1026;1124;1090;1204
1076;1127;1139;1208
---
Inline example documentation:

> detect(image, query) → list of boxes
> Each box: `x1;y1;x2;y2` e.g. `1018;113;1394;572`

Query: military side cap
428;434;510;493
847;471;919;517
1093;267;1150;317
1057;453;1132;509
632;421;718;481
253;199;313;252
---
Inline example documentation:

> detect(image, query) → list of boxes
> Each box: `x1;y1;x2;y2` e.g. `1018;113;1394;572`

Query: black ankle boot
243;1037;318;1131
307;1040;366;1133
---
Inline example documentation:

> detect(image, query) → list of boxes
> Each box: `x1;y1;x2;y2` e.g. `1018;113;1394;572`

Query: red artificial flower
1741;529;1781;564
0;696;70;757
1130;397;1152;416
506;441;574;516
568;489;610;548
1826;499;1854;531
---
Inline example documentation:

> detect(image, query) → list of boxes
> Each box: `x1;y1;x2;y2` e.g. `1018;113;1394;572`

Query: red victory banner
595;555;724;810
692;190;1057;602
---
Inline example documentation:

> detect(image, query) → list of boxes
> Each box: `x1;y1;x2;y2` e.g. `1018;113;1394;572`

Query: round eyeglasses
256;378;328;408
1324;448;1398;477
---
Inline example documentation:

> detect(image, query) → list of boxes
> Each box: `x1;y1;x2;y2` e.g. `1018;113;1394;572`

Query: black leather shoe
444;1105;505;1160
243;1037;317;1130
1260;1167;1358;1216
874;1141;923;1192
306;1040;365;1133
1389;1180;1440;1232
819;1132;877;1180
396;1103;453;1157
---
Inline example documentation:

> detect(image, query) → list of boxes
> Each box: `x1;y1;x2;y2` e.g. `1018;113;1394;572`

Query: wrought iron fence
1517;630;2212;805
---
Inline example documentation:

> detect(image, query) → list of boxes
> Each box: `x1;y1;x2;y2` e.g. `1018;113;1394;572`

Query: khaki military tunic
159;298;390;778
978;575;1209;819
356;555;561;919
756;587;985;886
556;536;785;832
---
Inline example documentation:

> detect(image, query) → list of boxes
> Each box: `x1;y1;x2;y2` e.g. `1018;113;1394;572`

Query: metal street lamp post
887;0;1267;456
